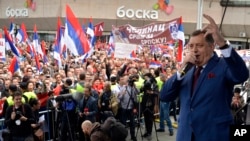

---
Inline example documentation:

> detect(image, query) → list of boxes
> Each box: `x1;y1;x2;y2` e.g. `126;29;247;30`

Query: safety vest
111;83;117;91
23;92;38;103
75;83;85;93
135;76;144;90
156;76;163;91
6;96;26;106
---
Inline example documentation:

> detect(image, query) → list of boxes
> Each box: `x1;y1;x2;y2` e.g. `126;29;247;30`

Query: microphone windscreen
72;92;83;101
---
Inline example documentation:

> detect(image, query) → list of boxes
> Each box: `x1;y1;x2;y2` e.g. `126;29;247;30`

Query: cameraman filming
118;74;139;141
140;73;159;138
55;78;77;141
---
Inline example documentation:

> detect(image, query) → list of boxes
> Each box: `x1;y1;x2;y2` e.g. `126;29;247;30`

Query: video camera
55;92;83;102
140;78;158;94
128;74;139;86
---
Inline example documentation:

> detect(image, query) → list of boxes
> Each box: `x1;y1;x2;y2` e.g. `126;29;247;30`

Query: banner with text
0;38;6;59
114;42;137;59
112;17;182;45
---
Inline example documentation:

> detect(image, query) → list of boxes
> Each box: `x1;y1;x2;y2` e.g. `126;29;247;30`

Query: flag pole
197;0;203;29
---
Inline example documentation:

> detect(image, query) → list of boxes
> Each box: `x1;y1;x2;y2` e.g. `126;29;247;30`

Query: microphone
180;62;194;77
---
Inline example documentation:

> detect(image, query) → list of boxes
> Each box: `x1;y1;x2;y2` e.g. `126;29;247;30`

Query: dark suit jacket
78;96;98;122
160;50;249;141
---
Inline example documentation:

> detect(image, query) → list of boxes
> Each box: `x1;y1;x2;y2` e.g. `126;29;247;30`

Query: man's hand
11;112;16;120
20;115;28;121
79;112;83;117
202;14;226;47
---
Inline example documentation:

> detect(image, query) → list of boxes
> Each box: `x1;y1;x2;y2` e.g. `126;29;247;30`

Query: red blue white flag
64;4;90;56
8;56;19;74
176;17;185;62
4;27;20;57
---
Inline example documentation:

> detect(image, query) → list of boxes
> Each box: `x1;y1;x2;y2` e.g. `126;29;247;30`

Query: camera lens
16;111;21;115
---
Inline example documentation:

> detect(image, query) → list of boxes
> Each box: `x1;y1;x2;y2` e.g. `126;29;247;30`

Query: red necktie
192;66;203;93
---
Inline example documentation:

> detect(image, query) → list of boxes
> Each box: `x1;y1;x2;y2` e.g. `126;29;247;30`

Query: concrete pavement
126;121;177;141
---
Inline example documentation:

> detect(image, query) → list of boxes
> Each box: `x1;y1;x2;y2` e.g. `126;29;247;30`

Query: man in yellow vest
20;82;37;103
72;73;85;93
2;84;25;117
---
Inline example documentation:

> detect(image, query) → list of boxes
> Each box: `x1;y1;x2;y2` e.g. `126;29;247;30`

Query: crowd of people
0;14;249;141
0;36;181;141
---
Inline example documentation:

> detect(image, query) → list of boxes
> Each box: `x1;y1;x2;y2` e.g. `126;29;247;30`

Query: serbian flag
34;51;41;72
94;22;104;36
8;56;19;74
107;32;115;57
176;17;185;62
33;25;44;57
41;40;48;63
16;23;28;43
64;4;90;56
16;26;25;43
130;50;137;58
9;21;15;42
149;60;162;68
9;21;15;36
85;17;96;57
86;18;96;48
86;18;94;38
4;27;20;57
54;17;62;67
32;28;42;72
27;40;35;58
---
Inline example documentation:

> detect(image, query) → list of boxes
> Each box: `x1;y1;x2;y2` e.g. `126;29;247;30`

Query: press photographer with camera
140;73;159;138
98;81;118;123
117;74;139;141
5;91;35;141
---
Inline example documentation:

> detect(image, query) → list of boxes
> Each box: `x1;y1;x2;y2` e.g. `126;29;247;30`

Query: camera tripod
139;93;159;141
56;101;75;141
124;85;144;140
135;94;144;140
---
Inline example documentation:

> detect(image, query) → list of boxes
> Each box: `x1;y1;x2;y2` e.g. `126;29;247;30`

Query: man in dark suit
77;83;98;141
160;14;249;141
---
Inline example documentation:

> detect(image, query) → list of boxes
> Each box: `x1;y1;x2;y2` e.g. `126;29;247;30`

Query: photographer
140;73;159;138
98;81;118;123
5;91;35;141
117;74;139;141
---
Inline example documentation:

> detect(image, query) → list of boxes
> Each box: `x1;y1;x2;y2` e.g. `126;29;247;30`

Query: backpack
101;117;128;141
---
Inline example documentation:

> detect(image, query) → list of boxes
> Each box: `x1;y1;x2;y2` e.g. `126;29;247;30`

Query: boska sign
117;6;158;20
6;7;28;17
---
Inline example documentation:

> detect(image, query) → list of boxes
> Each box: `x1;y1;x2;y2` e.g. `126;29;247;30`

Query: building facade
0;0;250;48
